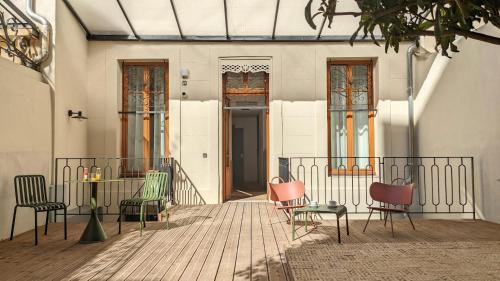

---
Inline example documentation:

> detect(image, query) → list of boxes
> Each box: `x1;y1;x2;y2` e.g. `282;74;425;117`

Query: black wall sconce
68;110;88;120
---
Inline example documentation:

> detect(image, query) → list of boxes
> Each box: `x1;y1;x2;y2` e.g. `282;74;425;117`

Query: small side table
292;205;349;243
79;179;123;243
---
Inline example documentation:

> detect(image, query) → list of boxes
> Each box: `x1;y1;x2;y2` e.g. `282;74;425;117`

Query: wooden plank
182;202;237;280
214;202;245;281
90;205;200;280
165;203;231;280
251;202;269;281
233;202;252;281
53;206;193;281
259;203;287;281
125;204;221;280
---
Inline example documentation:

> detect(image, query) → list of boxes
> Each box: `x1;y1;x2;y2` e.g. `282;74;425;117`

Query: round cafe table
79;179;124;243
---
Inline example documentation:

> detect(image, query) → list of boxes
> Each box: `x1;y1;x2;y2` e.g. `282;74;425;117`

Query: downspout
26;0;51;64
407;43;417;160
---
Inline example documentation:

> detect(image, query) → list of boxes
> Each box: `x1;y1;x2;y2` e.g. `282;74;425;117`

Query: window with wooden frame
121;62;169;175
327;60;375;175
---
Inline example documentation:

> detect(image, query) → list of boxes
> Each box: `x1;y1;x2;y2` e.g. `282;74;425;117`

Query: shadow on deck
1;203;499;281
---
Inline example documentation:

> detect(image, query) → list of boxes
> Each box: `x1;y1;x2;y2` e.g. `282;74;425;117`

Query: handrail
0;0;40;69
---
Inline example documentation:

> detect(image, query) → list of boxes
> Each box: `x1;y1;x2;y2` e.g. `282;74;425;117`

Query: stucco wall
54;0;88;158
0;59;51;240
415;25;500;222
86;41;412;204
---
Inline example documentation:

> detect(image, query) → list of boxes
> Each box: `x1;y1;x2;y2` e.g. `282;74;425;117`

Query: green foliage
305;0;500;57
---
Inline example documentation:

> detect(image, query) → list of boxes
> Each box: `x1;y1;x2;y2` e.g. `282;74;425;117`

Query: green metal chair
10;175;67;245
118;171;170;235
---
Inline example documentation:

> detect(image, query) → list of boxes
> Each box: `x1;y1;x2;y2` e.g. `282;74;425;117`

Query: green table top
295;204;347;215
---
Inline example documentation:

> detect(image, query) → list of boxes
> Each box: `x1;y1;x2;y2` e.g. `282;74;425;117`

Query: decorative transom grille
221;64;270;74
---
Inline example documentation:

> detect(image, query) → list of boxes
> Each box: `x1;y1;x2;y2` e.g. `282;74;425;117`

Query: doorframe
222;73;270;202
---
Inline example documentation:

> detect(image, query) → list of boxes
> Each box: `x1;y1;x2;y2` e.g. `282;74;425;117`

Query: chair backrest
142;171;169;199
14;175;48;205
268;180;305;202
369;182;414;205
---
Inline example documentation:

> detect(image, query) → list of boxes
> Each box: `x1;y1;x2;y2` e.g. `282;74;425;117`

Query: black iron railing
279;156;475;218
53;157;205;220
0;0;39;69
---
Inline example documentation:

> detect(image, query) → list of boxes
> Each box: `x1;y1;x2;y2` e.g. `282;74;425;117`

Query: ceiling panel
275;0;319;36
227;0;276;36
121;0;180;36
69;0;133;35
174;0;226;36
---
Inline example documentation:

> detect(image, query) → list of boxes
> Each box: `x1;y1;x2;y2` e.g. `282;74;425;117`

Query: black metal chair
10;175;67;245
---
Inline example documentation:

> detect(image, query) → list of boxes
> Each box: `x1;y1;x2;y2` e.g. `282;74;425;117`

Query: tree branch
412;29;500;45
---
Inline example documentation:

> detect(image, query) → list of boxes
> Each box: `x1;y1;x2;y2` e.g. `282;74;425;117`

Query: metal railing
53;157;205;219
0;0;39;69
279;156;475;218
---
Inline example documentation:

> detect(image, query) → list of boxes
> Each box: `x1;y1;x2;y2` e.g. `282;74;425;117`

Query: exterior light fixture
68;110;88;120
180;68;189;79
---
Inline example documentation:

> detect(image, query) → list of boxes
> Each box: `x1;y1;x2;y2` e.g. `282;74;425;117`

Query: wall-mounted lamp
180;68;189;79
68;110;88;120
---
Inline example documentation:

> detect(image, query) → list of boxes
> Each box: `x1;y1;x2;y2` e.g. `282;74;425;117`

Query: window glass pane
330;65;347;110
353;111;370;168
248;72;265;89
351;65;369;110
330;111;348;168
226;72;244;89
127;67;144;170
148;66;166;165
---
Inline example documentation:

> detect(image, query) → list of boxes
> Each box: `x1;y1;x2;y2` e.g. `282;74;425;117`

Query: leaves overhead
305;0;500;57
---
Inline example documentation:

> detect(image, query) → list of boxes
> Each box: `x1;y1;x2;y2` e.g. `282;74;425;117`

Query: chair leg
140;204;144;236
389;211;394;237
384;212;388;227
34;210;38;246
45;210;49;235
10;206;18;241
119;204;122;234
407;212;416;230
336;215;341;244
363;209;373;233
345;212;349;235
143;203;147;228
63;207;67;240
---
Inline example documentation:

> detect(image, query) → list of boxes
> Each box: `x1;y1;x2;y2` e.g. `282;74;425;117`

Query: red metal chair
268;177;306;222
363;180;415;237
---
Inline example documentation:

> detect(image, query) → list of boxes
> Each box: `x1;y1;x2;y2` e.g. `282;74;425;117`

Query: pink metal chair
363;180;415;237
268;177;306;222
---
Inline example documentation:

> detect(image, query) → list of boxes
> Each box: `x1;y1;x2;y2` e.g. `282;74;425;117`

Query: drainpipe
407;43;417;160
26;0;52;64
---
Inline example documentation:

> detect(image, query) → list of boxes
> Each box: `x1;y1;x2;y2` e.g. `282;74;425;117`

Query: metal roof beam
223;0;229;39
88;34;385;42
316;15;327;40
170;0;183;39
272;0;280;39
117;0;139;39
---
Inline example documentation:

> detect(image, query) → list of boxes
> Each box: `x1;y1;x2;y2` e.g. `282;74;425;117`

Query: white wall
86;41;413;204
0;0;89;239
0;59;52;240
416;25;500;222
54;0;88;158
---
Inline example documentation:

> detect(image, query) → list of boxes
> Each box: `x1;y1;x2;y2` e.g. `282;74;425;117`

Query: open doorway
222;71;269;202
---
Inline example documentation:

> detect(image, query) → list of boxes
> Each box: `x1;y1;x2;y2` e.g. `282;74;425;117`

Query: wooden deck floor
1;202;499;281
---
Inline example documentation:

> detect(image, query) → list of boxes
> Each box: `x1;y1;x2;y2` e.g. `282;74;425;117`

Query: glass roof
66;0;373;40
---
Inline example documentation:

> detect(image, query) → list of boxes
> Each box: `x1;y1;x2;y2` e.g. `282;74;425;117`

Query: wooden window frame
327;60;375;176
121;61;169;177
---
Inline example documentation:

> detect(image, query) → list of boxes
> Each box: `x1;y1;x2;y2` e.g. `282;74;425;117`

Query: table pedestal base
79;210;107;243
